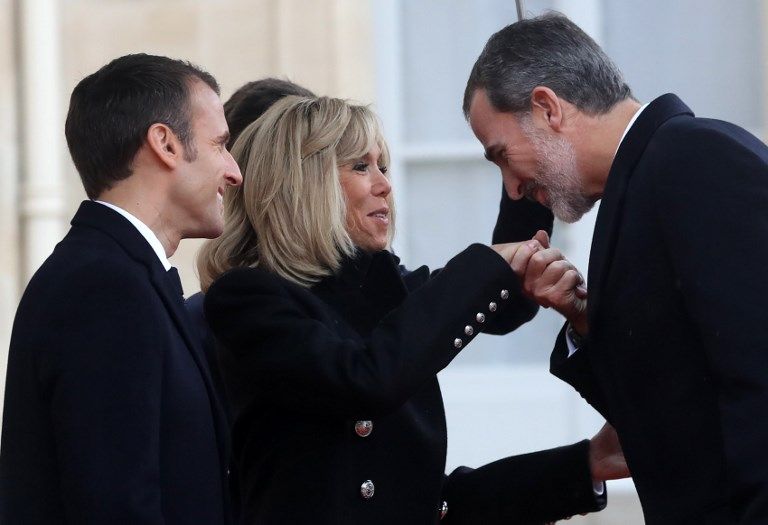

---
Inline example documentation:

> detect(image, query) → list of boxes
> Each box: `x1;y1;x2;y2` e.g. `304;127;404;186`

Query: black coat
0;201;231;524
548;94;768;524
204;222;604;523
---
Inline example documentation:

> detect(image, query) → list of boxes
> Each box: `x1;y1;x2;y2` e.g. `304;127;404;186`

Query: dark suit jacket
204;237;604;524
0;201;231;524
546;94;768;524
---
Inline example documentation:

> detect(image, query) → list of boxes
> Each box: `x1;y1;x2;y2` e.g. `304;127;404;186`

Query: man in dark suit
0;53;242;524
464;12;768;524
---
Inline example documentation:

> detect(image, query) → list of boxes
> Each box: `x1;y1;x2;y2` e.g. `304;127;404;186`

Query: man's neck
575;98;643;198
98;186;180;257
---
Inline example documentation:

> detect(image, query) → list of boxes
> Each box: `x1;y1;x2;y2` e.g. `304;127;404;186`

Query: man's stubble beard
519;116;596;223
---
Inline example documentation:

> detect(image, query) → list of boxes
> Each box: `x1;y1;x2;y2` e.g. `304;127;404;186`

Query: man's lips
524;183;548;207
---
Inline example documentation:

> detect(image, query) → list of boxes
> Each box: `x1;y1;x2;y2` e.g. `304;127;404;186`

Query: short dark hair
65;53;219;199
463;12;633;118
224;78;315;149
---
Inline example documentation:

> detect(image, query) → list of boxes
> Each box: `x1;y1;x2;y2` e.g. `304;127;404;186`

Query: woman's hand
491;229;550;270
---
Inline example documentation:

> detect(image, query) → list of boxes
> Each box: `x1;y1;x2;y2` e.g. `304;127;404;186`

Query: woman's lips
367;208;390;225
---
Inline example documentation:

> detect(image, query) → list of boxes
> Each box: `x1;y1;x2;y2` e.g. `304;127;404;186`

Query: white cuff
592;480;605;496
566;330;579;357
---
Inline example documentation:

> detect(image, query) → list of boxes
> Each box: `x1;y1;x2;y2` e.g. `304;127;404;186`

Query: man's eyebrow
215;131;230;145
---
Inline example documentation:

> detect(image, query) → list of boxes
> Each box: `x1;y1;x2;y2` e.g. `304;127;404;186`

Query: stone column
0;0;21;419
18;0;66;282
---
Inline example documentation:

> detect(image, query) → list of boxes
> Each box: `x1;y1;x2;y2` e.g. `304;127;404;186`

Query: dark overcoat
205;212;604;524
545;94;768;524
0;201;232;524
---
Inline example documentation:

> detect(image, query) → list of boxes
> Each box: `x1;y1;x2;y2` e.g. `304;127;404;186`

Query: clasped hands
491;230;588;335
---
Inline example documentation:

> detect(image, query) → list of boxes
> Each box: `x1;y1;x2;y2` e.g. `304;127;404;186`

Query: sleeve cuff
566;329;579;357
593;480;605;496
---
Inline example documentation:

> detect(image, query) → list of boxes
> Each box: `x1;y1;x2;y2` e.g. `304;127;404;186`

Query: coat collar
328;249;403;288
312;249;412;333
588;94;694;320
330;249;429;292
70;200;230;475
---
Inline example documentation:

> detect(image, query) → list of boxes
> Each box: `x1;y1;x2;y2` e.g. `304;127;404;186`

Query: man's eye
353;163;368;172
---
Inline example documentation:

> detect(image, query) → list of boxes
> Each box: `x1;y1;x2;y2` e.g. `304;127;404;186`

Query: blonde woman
199;96;619;524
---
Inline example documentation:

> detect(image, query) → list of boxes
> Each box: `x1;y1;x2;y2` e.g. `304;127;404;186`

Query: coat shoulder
207;266;304;302
645;114;768;189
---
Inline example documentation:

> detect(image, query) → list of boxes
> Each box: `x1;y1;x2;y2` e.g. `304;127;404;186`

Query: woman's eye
379;166;388;174
353;163;368;172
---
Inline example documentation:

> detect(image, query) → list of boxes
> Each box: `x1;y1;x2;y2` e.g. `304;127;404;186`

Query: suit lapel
149;265;228;428
588;94;694;321
71;201;229;463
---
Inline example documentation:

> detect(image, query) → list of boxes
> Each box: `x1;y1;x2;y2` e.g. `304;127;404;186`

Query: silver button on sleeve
354;420;373;438
500;289;509;300
360;480;375;499
453;338;463;349
476;313;485;323
464;325;474;336
488;301;497;312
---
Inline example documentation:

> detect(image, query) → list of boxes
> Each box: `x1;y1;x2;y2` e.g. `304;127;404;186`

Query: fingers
546;267;584;302
533;229;550;249
524;247;564;286
503;238;588;319
509;240;544;276
519;248;588;317
491;240;543;266
532;265;583;309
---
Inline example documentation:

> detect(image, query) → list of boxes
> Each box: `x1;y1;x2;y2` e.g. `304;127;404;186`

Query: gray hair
463;12;633;118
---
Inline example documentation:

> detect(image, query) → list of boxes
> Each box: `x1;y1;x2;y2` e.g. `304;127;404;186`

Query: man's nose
225;152;243;186
503;173;524;200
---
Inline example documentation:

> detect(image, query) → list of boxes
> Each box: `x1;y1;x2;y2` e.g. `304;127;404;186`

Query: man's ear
146;123;181;170
530;86;564;132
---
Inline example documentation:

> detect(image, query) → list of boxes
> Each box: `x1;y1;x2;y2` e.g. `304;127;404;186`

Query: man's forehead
469;90;508;143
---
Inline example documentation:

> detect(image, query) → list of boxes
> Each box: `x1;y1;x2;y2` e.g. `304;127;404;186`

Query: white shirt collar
615;102;650;156
94;200;172;271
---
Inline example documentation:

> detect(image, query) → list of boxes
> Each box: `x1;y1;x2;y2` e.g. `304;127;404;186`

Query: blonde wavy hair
197;96;394;290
